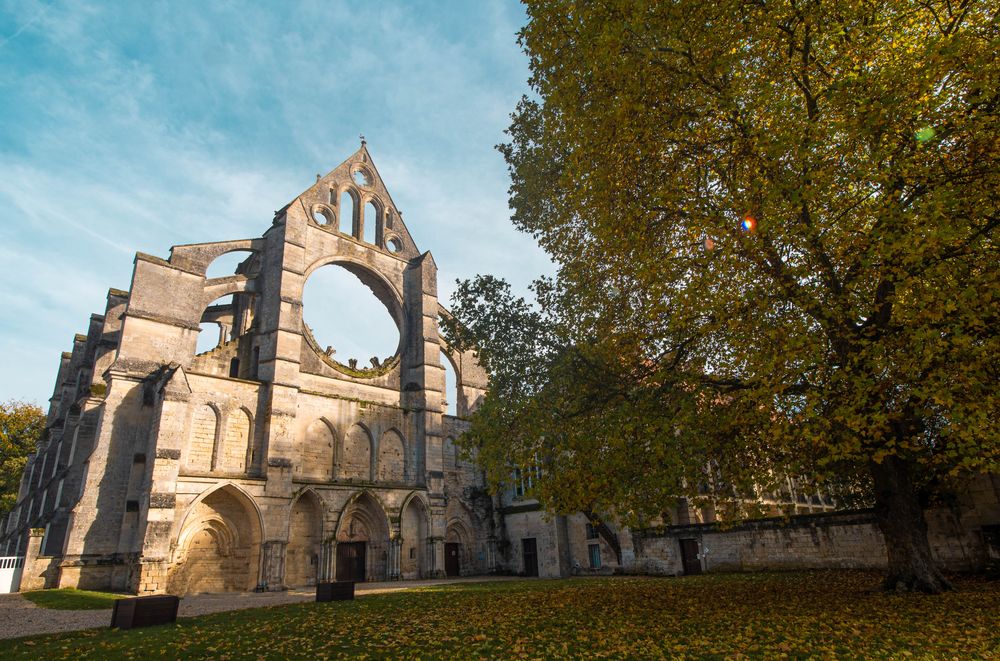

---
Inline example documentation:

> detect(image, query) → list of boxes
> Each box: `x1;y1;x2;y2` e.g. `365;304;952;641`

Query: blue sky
0;0;551;406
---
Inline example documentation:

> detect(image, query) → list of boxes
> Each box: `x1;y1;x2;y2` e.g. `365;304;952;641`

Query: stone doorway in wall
679;538;702;575
335;492;390;581
522;538;539;577
336;542;366;582
445;542;461;577
445;519;472;576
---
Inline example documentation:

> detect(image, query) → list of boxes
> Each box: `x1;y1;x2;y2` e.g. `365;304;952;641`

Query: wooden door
445;543;461;577
522;538;538;577
336;542;366;582
679;538;702;575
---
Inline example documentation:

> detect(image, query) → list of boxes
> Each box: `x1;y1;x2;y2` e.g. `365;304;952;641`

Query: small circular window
313;206;335;226
386;237;403;253
353;168;373;188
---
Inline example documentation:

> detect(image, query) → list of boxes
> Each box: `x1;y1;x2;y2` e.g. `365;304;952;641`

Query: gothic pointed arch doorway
167;484;263;594
445;519;473;577
335;492;390;581
400;494;430;579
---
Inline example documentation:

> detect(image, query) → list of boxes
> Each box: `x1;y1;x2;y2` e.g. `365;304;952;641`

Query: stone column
366;543;375;582
388;538;401;580
319;540;339;583
426;536;446;578
332;541;339;582
316;542;327;582
487;536;498;573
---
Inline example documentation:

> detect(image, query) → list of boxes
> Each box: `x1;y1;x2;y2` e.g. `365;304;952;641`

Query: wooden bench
111;595;180;630
316;581;355;602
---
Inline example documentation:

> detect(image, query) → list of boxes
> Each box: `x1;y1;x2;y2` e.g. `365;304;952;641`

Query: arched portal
400;495;429;579
168;484;263;594
285;491;323;587
446;518;474;577
335;492;390;581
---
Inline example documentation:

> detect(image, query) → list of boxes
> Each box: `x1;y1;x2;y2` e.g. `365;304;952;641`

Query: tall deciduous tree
0;400;45;516
446;0;999;592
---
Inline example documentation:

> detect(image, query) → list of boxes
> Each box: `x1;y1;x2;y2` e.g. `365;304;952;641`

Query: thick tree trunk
869;455;951;593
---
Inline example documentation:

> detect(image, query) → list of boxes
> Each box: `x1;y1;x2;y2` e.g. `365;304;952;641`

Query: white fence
0;556;24;593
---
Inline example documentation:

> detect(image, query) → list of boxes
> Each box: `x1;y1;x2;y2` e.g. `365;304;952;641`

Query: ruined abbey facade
0;145;501;593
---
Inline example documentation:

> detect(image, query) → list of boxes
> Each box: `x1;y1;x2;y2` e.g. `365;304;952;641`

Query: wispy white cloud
0;0;50;48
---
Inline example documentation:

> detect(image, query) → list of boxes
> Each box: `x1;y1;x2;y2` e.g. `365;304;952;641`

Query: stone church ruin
1;144;496;593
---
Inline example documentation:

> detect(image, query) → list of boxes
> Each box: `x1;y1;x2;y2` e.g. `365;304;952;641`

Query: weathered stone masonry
0;144;500;594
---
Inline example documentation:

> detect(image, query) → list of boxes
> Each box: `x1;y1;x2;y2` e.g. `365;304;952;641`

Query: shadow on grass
22;588;126;610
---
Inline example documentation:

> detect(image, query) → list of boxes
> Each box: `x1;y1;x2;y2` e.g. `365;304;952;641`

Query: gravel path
0;576;519;640
0;593;108;640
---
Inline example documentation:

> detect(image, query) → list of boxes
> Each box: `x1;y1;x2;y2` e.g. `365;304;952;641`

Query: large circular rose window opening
302;263;402;376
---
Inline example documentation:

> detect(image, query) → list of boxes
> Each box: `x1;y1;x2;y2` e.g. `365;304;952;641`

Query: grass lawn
2;571;997;659
21;588;126;610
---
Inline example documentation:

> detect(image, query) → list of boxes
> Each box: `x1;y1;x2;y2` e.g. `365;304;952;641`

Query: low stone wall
924;474;1000;571
629;474;1000;576
633;511;888;575
56;556;130;591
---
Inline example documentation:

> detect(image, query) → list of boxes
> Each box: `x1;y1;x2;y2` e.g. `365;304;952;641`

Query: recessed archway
286;491;323;587
377;429;406;483
185;403;219;473
336;491;391;581
446;518;474;577
341;424;373;481
443;436;458;471
296;419;335;482
168;484;263;594
400;494;429;579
